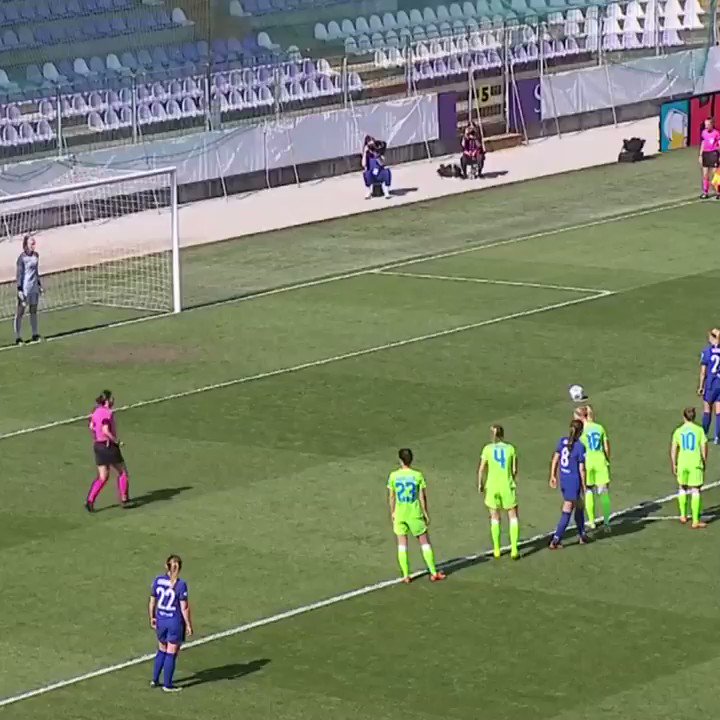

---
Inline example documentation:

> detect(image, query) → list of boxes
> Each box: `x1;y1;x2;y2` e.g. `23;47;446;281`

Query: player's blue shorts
560;478;582;502
156;618;185;645
704;383;720;404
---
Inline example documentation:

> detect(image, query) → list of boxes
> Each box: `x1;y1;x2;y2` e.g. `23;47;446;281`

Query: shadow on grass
179;658;271;688
124;486;193;509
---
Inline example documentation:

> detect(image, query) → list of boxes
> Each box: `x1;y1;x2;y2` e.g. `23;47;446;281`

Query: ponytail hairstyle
584;404;595;422
683;407;696;423
567;419;584;452
491;424;504;441
22;234;30;253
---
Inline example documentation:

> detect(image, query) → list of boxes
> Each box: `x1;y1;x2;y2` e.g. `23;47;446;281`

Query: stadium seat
2;124;19;146
355;16;370;34
314;22;328;40
103;108;120;129
87;110;104;131
171;7;189;23
382;12;396;30
166;98;182;118
36;117;54;139
396;10;410;27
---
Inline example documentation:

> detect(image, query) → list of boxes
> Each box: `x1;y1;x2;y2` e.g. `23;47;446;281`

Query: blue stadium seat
110;16;126;34
125;15;140;32
26;64;46;86
4;5;19;23
95;18;112;36
120;50;138;73
18;26;36;47
151;46;171;67
50;25;66;42
37;1;51;19
20;2;36;22
141;12;157;30
181;42;199;62
35;26;52;44
156;9;171;26
49;0;67;16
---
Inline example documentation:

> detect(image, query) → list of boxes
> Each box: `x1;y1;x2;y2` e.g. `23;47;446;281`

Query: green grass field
2;147;720;720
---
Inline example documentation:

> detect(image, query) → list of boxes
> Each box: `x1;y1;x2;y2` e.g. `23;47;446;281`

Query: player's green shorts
484;482;517;510
677;466;704;488
393;517;427;537
586;462;610;487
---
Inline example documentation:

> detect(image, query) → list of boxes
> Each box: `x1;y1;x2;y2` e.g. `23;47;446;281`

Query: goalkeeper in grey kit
14;234;42;345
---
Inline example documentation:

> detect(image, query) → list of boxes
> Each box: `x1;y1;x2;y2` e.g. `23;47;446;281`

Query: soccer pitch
3;148;720;719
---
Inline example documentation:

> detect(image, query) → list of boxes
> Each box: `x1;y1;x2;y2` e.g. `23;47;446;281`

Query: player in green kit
478;424;519;559
575;405;612;531
387;448;446;584
671;407;708;528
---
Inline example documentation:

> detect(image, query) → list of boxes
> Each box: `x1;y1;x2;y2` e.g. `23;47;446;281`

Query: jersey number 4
493;447;506;468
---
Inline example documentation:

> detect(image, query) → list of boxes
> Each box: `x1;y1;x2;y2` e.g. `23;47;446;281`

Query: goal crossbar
0;165;181;317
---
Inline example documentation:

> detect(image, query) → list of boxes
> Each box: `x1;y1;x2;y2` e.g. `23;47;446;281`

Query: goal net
0;166;180;331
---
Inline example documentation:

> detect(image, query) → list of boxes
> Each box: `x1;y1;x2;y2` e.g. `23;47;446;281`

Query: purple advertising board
509;76;541;133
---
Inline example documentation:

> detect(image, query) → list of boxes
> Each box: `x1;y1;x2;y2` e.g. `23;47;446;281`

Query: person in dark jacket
460;124;485;179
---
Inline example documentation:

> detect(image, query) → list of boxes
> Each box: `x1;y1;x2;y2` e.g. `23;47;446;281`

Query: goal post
0;166;181;329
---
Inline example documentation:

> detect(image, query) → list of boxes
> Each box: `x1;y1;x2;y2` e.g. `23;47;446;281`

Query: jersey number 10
681;433;697;452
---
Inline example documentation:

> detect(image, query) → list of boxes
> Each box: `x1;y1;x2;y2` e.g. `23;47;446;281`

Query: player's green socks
490;519;501;558
691;491;702;525
397;546;410;579
420;543;437;575
509;517;519;558
585;490;596;527
600;491;611;526
678;489;688;519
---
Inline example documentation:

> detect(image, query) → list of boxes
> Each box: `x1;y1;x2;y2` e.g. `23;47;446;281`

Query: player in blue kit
149;555;193;692
698;328;720;443
549;419;588;549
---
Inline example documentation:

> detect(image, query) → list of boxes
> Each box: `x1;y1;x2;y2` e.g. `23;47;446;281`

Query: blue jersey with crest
701;345;720;390
151;574;188;623
555;437;586;482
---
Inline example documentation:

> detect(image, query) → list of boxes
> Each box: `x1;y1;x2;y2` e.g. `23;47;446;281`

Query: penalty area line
0;290;611;442
0;196;694;351
1;478;717;708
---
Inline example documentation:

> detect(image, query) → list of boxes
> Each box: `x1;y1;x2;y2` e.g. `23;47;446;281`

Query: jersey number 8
560;447;570;467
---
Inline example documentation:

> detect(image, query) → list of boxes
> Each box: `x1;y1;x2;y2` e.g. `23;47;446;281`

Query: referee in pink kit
699;117;720;199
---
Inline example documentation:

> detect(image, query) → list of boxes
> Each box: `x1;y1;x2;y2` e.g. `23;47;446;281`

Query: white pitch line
626;514;719;522
374;270;607;294
0;290;612;442
0;196;695;349
1;477;717;709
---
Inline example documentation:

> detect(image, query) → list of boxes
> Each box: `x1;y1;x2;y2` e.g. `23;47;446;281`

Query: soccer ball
569;384;586;402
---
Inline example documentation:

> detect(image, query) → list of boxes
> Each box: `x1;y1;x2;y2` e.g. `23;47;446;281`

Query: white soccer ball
569;384;585;402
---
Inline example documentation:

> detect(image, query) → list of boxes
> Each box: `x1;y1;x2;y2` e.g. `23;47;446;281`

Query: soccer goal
0;166;180;329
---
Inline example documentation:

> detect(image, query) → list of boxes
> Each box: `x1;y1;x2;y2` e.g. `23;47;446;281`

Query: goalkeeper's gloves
17;289;26;305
